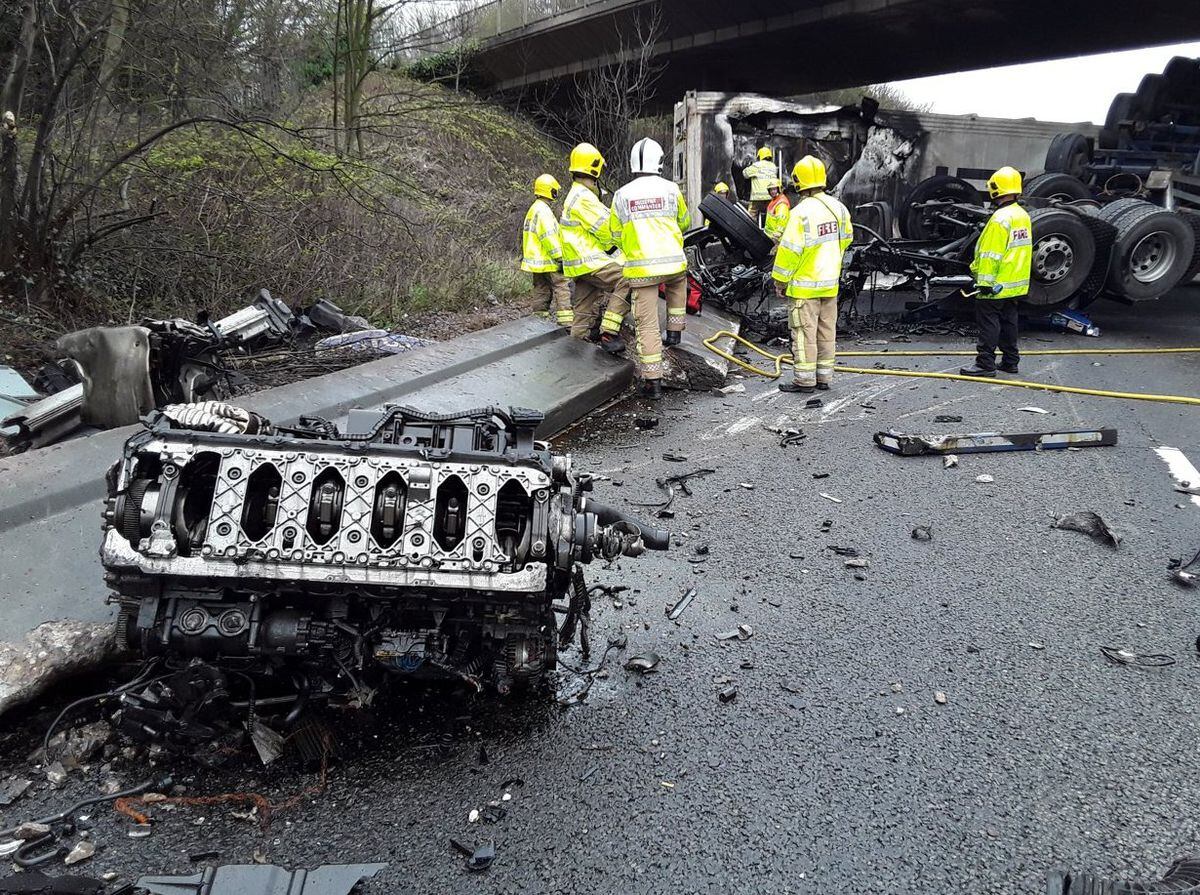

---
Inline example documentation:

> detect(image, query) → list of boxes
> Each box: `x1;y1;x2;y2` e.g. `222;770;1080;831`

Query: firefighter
771;155;853;393
608;137;691;400
704;182;730;227
520;174;572;327
959;166;1032;377
742;147;776;219
560;142;628;352
763;178;790;245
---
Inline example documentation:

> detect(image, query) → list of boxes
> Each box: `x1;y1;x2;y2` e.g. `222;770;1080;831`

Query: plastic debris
911;525;933;541
1018;406;1048;414
713;383;746;395
1170;547;1200;587
715;624;754;642
64;840;95;865
1053;511;1120;548
828;545;859;557
934;691;947;705
943;455;959;469
819;492;842;503
933;415;963;423
635;416;659;430
805;398;823;408
1100;646;1175;668
449;839;495;873
137;862;386;895
127;825;153;839
662;452;687;462
666;588;697;621
975;474;994;484
468;809;480;823
844;558;869;569
718;686;738;703
623;653;661;674
1049;308;1101;337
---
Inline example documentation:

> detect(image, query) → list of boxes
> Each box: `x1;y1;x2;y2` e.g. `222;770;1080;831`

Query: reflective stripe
640;352;663;364
791;278;838;289
794;362;817;371
816;360;835;369
601;309;624;333
978;251;1003;260
778;238;805;254
667;307;686;316
627;253;685;268
556;309;574;321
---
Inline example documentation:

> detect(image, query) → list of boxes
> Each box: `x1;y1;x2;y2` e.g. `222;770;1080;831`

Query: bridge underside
474;0;1200;112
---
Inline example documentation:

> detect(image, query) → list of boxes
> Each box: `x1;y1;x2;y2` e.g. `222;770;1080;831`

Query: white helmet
630;138;664;175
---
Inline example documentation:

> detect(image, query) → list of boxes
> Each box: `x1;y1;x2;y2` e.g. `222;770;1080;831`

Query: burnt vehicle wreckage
100;404;667;750
687;184;1200;337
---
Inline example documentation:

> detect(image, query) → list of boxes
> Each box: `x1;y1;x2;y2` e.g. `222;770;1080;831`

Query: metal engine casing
101;405;660;701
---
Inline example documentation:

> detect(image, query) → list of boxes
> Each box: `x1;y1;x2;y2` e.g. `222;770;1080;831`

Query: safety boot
997;362;1019;374
641;379;663;400
600;333;627;355
663;330;682;347
778;381;815;394
816;380;831;391
958;366;996;378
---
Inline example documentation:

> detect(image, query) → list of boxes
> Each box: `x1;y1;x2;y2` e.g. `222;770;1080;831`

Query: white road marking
1154;446;1200;508
726;415;761;435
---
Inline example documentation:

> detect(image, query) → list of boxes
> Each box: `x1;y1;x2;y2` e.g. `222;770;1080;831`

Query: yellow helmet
768;178;782;192
791;155;826;192
712;181;730;195
569;142;605;178
757;146;773;161
987;166;1022;199
533;174;561;200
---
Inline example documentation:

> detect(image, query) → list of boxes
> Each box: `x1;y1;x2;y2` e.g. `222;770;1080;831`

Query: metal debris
1100;646;1175;668
450;839;495;873
630;467;717;510
1018;406;1049;414
1053;511;1120;548
713;383;746;395
63;840;95;866
1170;547;1200;587
975;475;994;484
844;559;869;569
623;653;662;674
934;691;948;705
819;493;842;503
805;398;823;408
933;415;963;423
718;686;738;703
0;872;105;895
666;588;697;621
715;624;754;642
875;427;1117;456
828;546;859;557
911;525;933;541
943;455;959;468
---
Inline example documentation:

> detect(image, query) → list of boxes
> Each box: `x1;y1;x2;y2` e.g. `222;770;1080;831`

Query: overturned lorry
101;404;666;746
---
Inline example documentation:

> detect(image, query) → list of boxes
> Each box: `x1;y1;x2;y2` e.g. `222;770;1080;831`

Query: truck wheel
1134;74;1166;121
1024;173;1092;202
898;174;980;239
1044;134;1091;179
1106;206;1196;300
697;193;774;263
1177;211;1200;284
1164;56;1200;105
1100;93;1135;148
1097;197;1150;227
1021;208;1096;310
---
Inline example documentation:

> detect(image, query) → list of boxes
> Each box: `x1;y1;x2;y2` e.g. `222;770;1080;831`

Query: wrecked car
99;403;667;747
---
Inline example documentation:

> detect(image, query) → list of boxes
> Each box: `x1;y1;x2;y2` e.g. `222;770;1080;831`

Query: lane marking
1154;446;1200;509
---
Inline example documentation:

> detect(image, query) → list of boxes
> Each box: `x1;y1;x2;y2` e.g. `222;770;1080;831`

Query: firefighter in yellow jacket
763;178;790;244
742;147;776;218
771;156;852;393
608;137;691;400
559;143;628;353
520;174;572;327
959;166;1032;377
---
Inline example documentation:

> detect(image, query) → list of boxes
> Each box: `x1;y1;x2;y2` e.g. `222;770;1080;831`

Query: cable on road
702;330;1200;407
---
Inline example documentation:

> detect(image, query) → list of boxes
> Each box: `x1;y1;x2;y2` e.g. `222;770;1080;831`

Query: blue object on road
1049;309;1101;337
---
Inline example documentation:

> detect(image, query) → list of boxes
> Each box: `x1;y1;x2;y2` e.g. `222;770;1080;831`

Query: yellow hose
702;330;1200;407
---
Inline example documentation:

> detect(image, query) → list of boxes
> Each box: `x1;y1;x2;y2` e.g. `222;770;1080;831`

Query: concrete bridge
409;0;1200;111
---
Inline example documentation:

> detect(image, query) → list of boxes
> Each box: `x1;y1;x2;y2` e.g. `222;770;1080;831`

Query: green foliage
403;42;482;88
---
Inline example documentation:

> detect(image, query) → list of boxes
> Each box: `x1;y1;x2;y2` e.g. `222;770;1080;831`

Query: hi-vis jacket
608;174;692;283
519;198;563;274
970;202;1033;299
560;181;622;278
764;193;791;242
742;159;777;201
771;192;853;299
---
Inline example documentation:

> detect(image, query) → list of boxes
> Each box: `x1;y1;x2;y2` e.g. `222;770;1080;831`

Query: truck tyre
1044;134;1091;179
1097;197;1152;229
1177;211;1200;284
1100;93;1135;148
1134;74;1166;121
1024;173;1092;202
898;174;980;239
1106;206;1196;300
1022;207;1097;310
1164;56;1200;101
697;193;774;263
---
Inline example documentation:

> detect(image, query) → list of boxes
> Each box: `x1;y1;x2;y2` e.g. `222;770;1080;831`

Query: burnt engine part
102;405;667;736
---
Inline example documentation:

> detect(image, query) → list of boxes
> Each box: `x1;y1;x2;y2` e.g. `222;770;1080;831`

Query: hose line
702;330;1200;407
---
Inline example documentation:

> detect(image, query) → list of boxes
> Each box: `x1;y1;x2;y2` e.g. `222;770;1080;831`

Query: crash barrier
701;330;1200;407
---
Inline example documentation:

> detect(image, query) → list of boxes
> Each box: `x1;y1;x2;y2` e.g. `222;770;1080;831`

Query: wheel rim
1032;235;1074;283
1129;231;1177;283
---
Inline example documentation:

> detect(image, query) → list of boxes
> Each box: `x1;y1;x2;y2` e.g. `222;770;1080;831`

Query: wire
41;661;164;760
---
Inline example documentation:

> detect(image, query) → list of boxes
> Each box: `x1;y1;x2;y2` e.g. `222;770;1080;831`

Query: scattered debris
812;472;830;479
15;823;52;840
136;863;387;895
190;850;222;863
715;624;754;642
975;475;994;484
662;452;687;462
1018;406;1049;414
1053;511;1120;548
1170;547;1200;587
778;428;807;447
844;558;869;569
805;398;823;408
0;873;105;895
1100;646;1175;668
0;779;32;807
450;840;495;873
943;455;959;469
1049;308;1101;337
127;825;153;839
623;653;662;674
666;588;697;621
819;493;842;503
875;428;1118;456
635;416;659;430
828;546;859;557
739;482;755;490
713;383;746;395
934;691;948;705
630;467;717;510
63;841;95;866
911;525;933;541
718;686;738;703
468;809;480;824
1028;642;1046;651
246;720;285;767
933;415;963;423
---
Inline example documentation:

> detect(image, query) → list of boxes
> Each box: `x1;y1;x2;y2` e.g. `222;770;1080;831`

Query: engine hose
702;330;1200;407
587;500;670;550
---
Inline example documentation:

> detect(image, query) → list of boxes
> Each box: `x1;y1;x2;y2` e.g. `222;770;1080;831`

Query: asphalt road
2;287;1200;894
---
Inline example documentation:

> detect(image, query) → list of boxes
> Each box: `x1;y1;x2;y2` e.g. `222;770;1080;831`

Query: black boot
816;380;831;391
958;366;996;378
641;379;663;400
997;362;1019;374
663;330;681;347
778;381;816;394
600;333;627;355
